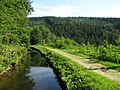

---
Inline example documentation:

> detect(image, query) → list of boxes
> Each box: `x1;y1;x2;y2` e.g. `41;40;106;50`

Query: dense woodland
29;17;120;45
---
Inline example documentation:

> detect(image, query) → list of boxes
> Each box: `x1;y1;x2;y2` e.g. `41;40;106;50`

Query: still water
0;51;61;90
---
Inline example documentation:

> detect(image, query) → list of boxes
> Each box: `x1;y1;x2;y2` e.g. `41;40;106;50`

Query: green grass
100;61;120;71
61;44;120;71
34;45;120;90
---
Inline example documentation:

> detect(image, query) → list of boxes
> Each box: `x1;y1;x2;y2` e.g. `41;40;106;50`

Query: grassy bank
34;45;120;90
60;44;120;71
0;44;27;73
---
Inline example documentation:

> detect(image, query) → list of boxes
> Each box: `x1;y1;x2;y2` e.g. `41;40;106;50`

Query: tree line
29;17;120;46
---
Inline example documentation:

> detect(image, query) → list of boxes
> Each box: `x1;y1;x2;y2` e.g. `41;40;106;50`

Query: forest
29;17;120;45
29;16;120;64
0;0;120;90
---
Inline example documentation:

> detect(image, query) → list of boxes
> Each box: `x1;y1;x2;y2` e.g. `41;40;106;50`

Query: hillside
1;1;120;89
29;17;120;45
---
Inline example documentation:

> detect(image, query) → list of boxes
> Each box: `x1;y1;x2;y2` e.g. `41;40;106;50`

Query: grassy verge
60;45;120;71
34;45;120;90
0;44;27;73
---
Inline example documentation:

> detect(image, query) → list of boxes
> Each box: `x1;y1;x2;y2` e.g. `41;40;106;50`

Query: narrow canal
0;51;62;90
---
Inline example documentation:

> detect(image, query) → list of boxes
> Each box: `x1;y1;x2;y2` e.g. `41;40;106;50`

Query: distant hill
29;17;120;45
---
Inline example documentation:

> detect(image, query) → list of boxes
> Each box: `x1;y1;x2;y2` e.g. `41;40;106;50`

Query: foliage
1;1;120;89
51;36;78;49
30;25;57;45
115;35;120;45
30;27;42;45
35;45;120;90
61;43;120;71
0;44;27;73
0;0;32;72
0;0;33;46
29;17;120;45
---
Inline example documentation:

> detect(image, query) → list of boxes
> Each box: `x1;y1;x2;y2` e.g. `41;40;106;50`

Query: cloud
28;4;80;17
28;1;120;17
95;5;120;17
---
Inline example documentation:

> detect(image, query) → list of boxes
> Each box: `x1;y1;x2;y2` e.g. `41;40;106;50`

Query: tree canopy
29;17;120;45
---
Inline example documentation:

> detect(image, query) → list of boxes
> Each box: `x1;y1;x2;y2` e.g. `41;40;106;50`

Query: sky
28;0;120;17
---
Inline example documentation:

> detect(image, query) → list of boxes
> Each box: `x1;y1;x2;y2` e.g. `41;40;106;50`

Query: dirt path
46;47;120;83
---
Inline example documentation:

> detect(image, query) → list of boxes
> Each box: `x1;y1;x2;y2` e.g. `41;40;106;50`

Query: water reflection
0;51;61;90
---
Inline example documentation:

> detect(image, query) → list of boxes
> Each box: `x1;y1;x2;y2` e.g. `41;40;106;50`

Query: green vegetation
29;17;120;45
1;0;120;89
0;0;32;73
30;25;56;45
59;43;120;71
34;45;120;90
0;44;27;72
63;43;120;63
0;0;33;47
29;17;120;72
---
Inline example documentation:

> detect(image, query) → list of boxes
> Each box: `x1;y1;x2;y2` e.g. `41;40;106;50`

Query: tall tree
0;0;33;46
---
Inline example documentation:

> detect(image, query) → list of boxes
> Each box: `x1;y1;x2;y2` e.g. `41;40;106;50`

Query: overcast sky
28;0;120;17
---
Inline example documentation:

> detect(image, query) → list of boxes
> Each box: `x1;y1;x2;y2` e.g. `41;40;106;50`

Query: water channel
0;51;62;90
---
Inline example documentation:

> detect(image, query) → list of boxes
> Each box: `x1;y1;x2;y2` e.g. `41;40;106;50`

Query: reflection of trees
0;64;35;90
29;52;48;67
0;51;48;90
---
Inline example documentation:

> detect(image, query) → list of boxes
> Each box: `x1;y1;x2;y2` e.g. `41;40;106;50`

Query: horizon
28;0;120;18
28;16;120;18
